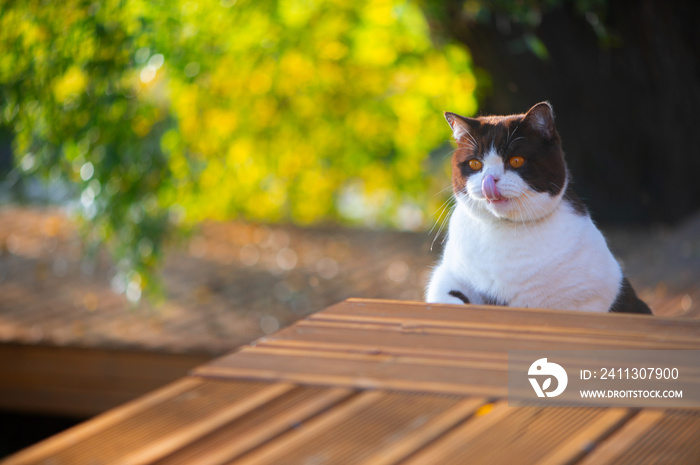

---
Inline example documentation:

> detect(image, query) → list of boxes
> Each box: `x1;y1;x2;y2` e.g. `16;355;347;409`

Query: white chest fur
426;200;622;312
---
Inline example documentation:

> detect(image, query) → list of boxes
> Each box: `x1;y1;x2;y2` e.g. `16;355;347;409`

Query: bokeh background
2;0;699;296
1;0;699;456
1;0;478;297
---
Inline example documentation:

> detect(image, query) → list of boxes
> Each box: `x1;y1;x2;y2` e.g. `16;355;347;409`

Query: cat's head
445;102;569;222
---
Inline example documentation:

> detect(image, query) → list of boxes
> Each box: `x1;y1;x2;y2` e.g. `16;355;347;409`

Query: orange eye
468;159;483;171
509;156;525;168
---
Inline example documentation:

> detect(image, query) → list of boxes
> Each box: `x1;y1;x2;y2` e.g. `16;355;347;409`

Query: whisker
444;146;471;161
429;195;456;251
464;131;478;149
430;201;455;251
434;185;454;197
507;124;521;146
429;196;455;232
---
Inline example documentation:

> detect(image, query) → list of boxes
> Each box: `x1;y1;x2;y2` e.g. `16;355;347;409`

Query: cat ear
444;112;479;142
524;102;556;139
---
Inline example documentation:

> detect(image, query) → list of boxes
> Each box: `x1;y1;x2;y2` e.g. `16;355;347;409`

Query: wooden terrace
4;298;700;464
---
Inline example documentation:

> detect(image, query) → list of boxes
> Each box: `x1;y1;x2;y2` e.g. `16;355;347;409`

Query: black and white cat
426;102;652;314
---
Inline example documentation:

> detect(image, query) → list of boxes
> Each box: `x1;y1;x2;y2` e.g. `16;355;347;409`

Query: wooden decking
1;206;699;417
5;299;700;465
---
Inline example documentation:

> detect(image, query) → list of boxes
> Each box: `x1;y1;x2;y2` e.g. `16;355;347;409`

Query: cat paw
448;290;470;304
443;296;469;305
427;294;469;306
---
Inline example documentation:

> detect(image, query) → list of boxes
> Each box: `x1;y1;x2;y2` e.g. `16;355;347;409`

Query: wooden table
5;299;700;465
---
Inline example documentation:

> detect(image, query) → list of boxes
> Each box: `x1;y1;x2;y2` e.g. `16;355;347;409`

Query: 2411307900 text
580;368;679;380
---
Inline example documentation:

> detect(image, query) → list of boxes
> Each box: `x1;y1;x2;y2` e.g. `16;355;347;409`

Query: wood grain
3;379;291;465
403;403;631;465
231;391;486;465
6;299;700;465
195;299;700;395
154;386;355;465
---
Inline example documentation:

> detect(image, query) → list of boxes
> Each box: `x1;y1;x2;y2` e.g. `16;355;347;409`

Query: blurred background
1;0;699;457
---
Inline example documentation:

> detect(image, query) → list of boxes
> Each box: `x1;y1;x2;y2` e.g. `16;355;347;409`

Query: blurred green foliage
449;0;612;50
0;0;476;300
423;0;614;62
455;0;608;25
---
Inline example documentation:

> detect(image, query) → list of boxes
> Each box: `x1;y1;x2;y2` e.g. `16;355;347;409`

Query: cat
426;102;652;314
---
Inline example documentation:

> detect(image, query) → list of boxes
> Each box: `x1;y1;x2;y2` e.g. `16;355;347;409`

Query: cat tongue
482;175;502;201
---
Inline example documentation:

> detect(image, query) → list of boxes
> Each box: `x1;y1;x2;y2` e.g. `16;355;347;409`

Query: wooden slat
118;384;295;465
577;410;667;465
403;402;631;465
197;346;508;397
154;386;355;465
260;317;699;352
298;316;700;344
536;408;634;465
580;410;700;464
3;379;294;465
252;338;509;364
321;299;700;341
305;314;700;348
357;398;484;465
1;378;202;465
231;391;486;465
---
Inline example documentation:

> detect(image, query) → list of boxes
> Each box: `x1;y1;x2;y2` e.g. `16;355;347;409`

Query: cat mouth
482;175;507;204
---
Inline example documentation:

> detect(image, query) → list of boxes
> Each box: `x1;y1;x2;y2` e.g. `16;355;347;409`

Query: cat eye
468;159;483;171
508;156;526;168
